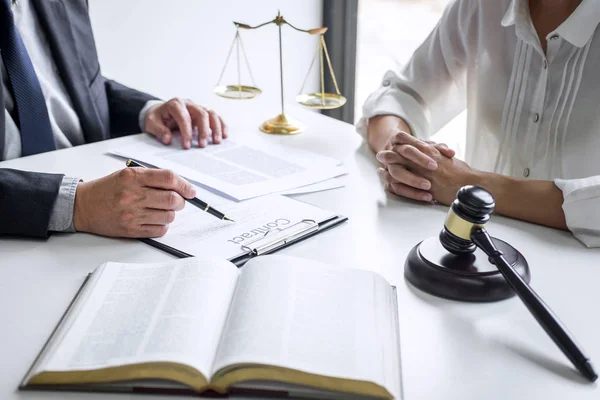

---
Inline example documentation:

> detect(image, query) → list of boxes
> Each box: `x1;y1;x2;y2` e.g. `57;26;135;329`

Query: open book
21;256;402;399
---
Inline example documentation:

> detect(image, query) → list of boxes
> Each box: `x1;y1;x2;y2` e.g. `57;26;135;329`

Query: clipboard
139;214;348;267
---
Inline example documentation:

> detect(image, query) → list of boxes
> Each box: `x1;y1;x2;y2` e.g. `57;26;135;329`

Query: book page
154;195;336;260
110;134;345;200
211;256;400;398
38;257;239;381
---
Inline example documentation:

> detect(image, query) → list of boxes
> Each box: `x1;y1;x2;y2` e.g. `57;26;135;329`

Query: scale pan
214;85;261;100
296;93;347;109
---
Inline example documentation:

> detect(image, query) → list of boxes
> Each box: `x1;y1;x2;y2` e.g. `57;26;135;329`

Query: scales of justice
214;11;346;135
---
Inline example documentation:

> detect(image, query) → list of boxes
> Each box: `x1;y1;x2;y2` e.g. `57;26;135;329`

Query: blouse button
549;34;559;41
532;113;540;123
523;168;530;178
543;60;548;69
382;80;391;87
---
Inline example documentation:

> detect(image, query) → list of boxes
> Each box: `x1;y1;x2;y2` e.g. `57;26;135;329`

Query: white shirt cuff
48;176;80;233
356;70;431;140
554;176;600;247
138;100;164;132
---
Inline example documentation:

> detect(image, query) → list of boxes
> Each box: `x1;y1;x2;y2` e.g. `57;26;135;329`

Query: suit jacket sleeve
104;79;160;138
0;169;63;238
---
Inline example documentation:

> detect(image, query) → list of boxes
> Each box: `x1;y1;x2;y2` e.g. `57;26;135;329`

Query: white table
1;104;599;400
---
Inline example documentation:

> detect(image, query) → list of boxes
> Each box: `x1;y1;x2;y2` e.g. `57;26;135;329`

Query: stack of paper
111;135;346;201
109;135;347;260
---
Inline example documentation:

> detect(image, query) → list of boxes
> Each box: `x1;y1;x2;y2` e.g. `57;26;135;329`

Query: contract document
152;195;339;261
111;135;346;200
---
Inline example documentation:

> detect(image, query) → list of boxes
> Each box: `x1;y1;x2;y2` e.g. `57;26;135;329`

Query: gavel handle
471;228;597;382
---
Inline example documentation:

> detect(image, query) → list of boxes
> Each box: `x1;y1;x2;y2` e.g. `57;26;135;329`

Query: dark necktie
0;0;55;156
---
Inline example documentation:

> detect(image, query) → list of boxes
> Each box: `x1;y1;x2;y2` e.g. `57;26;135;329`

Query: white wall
89;0;323;115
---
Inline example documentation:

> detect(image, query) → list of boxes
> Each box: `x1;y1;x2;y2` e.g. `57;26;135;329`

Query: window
355;0;466;156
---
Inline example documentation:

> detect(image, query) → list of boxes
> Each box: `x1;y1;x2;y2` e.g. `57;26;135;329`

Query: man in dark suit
0;0;227;238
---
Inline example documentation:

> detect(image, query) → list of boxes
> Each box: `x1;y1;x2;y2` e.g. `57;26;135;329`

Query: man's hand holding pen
73;168;196;238
73;159;234;238
125;159;235;220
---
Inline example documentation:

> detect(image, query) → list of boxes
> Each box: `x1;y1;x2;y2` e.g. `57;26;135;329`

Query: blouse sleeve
554;177;600;247
356;0;477;139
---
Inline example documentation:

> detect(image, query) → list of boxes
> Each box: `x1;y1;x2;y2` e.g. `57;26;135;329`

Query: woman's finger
392;144;438;170
387;164;431;190
389;182;433;202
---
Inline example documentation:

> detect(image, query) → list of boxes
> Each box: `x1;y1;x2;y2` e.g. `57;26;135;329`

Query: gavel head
439;186;495;255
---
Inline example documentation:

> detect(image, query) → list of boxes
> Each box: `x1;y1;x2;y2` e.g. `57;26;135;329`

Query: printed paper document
111;135;346;200
154;195;336;260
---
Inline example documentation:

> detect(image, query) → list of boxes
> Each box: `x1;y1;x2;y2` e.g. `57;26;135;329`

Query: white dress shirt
1;0;159;232
357;0;600;247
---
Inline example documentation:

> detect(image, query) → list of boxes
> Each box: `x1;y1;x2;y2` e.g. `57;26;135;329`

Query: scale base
405;236;530;302
260;113;305;135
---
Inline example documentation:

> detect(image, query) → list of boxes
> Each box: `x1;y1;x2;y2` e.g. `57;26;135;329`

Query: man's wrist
138;100;164;132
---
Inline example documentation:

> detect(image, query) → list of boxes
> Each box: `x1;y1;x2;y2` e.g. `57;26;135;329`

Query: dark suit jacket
0;0;158;237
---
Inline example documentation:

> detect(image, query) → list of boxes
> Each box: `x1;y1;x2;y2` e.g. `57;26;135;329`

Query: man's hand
73;168;196;238
376;131;458;202
144;98;228;149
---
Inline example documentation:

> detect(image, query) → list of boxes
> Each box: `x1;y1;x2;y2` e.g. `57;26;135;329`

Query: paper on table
111;135;346;201
278;177;344;196
153;195;336;260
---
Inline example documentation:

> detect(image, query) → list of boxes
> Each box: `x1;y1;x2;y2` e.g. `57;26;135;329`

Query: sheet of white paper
111;135;346;201
154;195;337;260
278;177;345;196
189;183;236;208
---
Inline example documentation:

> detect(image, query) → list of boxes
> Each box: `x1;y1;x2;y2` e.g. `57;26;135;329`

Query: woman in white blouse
359;0;600;246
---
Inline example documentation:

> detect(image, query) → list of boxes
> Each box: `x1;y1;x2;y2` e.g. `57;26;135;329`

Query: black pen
125;159;235;223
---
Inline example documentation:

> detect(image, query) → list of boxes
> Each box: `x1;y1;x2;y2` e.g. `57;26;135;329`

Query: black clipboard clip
240;219;318;256
139;214;347;267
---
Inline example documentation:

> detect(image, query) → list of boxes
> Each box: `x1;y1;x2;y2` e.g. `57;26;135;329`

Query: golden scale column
214;11;346;135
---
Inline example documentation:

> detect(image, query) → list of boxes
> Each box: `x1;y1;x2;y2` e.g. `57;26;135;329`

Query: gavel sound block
404;186;531;302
